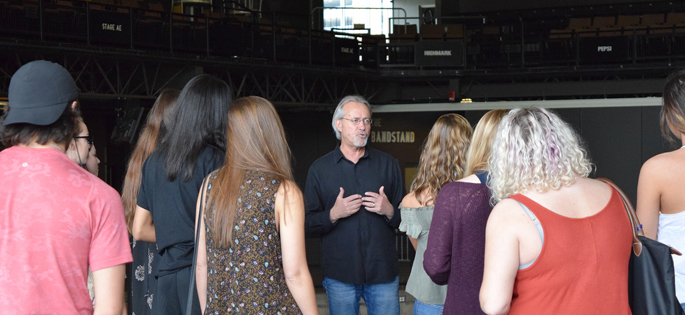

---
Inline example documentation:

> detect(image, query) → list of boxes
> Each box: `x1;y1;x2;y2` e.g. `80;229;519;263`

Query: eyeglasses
341;117;372;126
74;135;94;146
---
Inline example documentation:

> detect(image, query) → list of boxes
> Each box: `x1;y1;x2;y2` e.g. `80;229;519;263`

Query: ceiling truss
0;43;384;110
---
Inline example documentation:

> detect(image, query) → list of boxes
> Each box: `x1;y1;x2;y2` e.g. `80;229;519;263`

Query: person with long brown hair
123;89;179;230
121;89;179;315
423;109;508;315
398;113;472;314
195;96;318;314
132;74;230;315
637;69;685;313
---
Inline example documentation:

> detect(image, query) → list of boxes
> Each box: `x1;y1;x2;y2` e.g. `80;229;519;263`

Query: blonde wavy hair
488;107;593;203
410;113;472;205
463;109;509;177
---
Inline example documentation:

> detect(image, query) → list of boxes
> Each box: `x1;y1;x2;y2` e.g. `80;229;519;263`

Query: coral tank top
508;187;633;315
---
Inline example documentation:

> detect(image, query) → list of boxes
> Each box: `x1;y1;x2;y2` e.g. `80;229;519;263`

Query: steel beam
0;41;384;109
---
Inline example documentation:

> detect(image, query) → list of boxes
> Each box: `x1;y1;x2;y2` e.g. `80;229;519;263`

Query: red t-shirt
0;146;132;314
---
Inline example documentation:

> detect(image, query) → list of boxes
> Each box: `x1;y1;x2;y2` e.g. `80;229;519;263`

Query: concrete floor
315;287;416;315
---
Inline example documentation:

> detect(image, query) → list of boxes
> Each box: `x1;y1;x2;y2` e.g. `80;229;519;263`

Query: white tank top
658;210;685;303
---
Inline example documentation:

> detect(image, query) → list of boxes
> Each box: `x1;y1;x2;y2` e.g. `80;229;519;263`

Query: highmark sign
415;41;464;67
424;50;453;56
371;131;415;143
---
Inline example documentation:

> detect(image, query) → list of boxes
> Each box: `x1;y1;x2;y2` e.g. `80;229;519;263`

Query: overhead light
460;98;473;103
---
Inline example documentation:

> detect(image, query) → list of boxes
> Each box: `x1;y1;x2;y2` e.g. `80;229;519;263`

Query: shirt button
22;162;28;167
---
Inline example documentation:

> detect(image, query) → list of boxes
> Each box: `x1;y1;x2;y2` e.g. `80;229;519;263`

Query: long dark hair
157;75;231;181
122;89;180;232
662;69;685;142
207;96;296;248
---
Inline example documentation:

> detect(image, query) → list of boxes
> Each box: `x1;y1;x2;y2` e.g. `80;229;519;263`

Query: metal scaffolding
0;38;678;109
0;40;384;109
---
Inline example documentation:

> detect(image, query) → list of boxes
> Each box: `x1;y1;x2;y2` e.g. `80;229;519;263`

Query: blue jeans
413;300;443;315
322;276;400;315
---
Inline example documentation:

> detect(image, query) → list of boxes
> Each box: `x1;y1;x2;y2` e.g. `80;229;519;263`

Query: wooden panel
665;12;685;25
568;17;591;29
420;24;444;40
593;16;615;28
444;24;463;39
393;24;417;35
597;27;621;36
616;15;639;27
120;0;139;8
641;14;664;26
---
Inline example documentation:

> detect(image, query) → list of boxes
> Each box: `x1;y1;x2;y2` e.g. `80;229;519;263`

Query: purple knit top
423;181;492;315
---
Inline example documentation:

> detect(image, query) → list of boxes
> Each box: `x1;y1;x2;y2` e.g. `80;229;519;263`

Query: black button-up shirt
304;144;405;284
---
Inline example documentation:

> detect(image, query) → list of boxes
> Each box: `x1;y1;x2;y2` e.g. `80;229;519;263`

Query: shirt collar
333;142;372;164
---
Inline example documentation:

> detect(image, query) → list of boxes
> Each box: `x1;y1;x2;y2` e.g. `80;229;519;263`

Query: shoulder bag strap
597;178;644;256
185;175;210;315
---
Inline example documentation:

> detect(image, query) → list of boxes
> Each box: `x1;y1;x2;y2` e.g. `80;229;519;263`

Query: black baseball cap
3;60;79;126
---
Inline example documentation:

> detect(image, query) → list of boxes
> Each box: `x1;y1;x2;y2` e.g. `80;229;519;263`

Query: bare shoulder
639;150;685;180
277;180;302;197
643;152;670;170
648;148;685;168
490;198;523;214
401;191;419;207
488;198;529;230
583;177;613;193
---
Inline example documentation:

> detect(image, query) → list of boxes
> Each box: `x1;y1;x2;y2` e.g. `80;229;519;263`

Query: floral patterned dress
203;170;301;315
129;238;160;314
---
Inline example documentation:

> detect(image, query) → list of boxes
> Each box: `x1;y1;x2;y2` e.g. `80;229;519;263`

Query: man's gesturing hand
329;187;362;223
362;186;394;219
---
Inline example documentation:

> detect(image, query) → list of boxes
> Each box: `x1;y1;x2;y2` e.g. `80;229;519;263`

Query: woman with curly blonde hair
479;107;632;315
399;113;472;314
423;109;507;315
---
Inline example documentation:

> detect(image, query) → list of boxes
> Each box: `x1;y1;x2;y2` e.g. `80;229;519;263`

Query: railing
4;1;685;70
0;0;385;68
396;231;415;262
379;15;685;69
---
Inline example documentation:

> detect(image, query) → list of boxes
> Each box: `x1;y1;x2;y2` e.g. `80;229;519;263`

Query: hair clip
637;224;643;231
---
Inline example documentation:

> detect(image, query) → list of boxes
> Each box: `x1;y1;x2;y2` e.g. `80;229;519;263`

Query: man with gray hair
304;95;405;315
